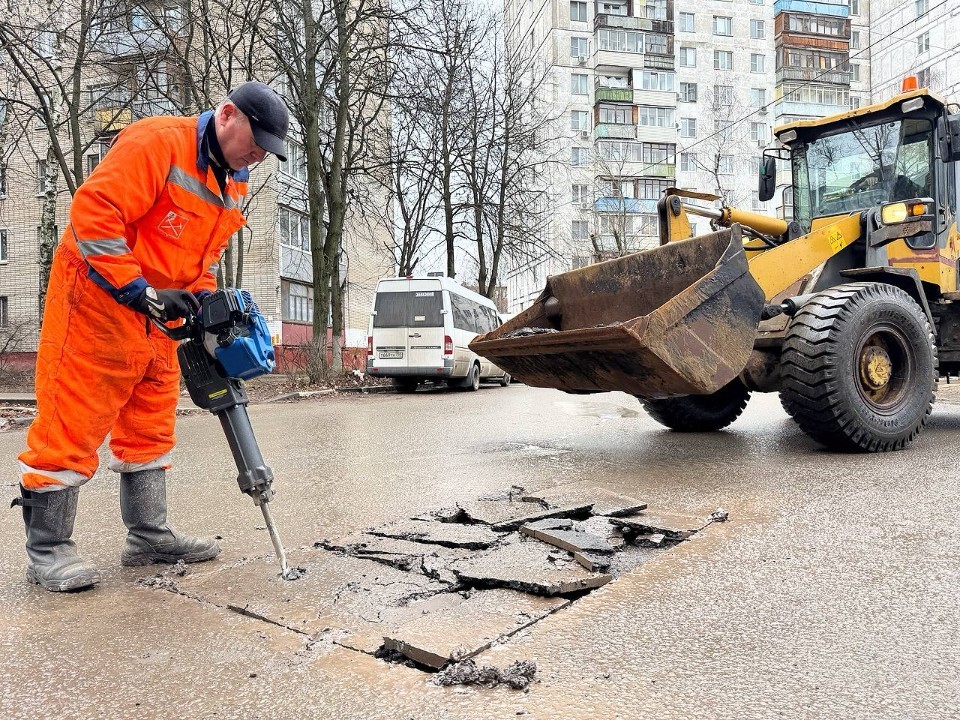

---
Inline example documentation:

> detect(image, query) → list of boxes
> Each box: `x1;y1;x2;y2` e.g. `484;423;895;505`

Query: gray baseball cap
229;81;290;161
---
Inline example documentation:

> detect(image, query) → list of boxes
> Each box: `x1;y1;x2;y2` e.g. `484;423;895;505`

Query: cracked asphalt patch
135;484;726;677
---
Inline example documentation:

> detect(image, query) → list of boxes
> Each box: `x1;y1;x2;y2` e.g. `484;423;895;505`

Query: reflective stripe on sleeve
77;237;132;258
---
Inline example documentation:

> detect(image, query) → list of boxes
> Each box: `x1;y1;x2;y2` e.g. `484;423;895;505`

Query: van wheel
461;364;481;392
499;373;511;387
392;378;419;393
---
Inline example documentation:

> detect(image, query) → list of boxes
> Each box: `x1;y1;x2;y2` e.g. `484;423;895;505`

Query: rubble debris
522;485;647;518
521;517;574;533
609;510;711;540
366;519;503;550
451;541;611;596
520;526;615;555
433;658;538;690
136;560;188;589
500;326;558;338
630;533;666;548
709;508;730;522
457;498;552;526
383;588;565;669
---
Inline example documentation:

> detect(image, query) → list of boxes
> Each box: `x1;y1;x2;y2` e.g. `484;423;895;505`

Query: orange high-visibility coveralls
19;113;248;492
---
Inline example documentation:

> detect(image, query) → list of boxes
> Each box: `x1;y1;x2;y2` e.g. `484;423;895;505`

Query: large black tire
392;378;419;393
641;378;751;432
780;282;936;452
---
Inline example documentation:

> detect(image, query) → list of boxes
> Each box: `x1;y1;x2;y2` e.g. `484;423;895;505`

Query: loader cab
766;88;960;289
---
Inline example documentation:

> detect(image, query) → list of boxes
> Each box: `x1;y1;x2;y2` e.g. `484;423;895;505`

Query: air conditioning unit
577;55;588;65
579;202;593;210
580;129;591;139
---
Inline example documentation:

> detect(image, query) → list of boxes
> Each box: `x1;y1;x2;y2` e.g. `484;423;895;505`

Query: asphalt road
1;383;958;719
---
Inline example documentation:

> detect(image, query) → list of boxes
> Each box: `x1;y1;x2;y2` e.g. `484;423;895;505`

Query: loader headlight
880;200;930;225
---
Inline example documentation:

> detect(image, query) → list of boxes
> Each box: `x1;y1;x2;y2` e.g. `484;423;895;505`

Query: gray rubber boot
119;469;221;566
13;485;101;592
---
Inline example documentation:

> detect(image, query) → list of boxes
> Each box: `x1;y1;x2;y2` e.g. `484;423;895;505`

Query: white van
366;276;511;392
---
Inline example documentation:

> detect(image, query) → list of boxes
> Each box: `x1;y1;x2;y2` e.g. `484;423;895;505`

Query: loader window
793;118;933;231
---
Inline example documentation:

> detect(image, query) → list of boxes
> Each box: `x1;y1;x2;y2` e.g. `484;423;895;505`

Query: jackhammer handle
151;317;196;341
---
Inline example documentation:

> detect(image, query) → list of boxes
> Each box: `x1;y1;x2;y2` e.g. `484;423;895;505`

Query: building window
678;12;694;32
851;30;860;49
282;280;313;323
713;16;732;36
571;220;590;240
750;53;765;73
36;160;47;195
570;37;589;58
851;64;860;82
0;297;7;328
715;86;734;105
279;141;306;181
638;179;671;200
848;0;859;15
571;147;590;166
599;105;631;124
572;184;590;203
715;50;733;70
750;88;766;107
916;0;928;15
917;32;929;53
679;82;697;102
917;67;932;87
680;117;697;138
750;122;767;143
570;110;590;131
35;26;55;58
278;206;310;251
0;229;7;262
679;47;696;67
637;106;674;127
718;156;734;175
715;119;733;140
680;153;697;172
570;1;587;21
640;70;674;91
571;73;589;95
750;19;765;39
850;96;861;109
0;163;6;197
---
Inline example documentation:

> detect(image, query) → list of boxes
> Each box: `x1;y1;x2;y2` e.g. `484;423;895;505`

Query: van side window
450;294;496;333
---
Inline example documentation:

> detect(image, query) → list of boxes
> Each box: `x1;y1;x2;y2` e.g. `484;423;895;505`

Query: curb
334;385;397;395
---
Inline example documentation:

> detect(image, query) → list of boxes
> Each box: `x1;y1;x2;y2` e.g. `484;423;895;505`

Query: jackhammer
154;288;298;580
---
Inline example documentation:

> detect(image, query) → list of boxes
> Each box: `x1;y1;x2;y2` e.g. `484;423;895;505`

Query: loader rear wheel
780;282;936;452
640;378;751;432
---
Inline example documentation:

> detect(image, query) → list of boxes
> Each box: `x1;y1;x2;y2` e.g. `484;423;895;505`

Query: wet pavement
1;383;959;718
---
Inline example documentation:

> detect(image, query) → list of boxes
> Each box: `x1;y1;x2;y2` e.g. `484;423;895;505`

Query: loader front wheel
780;282;936;452
640;378;751;432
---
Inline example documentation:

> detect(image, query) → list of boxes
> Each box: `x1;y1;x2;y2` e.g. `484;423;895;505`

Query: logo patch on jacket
159;211;187;239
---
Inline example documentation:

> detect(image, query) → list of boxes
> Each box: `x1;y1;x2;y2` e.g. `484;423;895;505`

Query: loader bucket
470;226;764;398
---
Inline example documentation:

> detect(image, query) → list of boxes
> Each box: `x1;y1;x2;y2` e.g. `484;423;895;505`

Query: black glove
129;286;200;321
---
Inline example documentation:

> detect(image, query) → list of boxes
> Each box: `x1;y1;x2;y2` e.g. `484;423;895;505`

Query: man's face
216;103;268;171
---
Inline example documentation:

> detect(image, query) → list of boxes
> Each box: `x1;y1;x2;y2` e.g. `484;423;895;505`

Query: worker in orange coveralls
13;81;289;591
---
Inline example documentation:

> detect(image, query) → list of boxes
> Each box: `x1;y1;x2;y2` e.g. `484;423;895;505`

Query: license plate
378;351;403;359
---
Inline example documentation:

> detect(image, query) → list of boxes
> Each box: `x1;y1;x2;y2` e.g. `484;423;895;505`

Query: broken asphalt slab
520;526;615;555
456;498;594;532
383;588;567;669
366;519;503;549
450;540;612;596
610;510;713;540
522;484;648;518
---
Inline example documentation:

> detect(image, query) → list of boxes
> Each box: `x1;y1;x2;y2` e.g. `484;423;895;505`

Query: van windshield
373;291;443;328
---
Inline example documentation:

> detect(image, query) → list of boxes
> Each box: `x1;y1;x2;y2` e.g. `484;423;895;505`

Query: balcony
93;107;133;133
97;31;170;57
595;123;637;139
773;0;849;18
596;87;633;103
644;54;674;71
594;13;674;34
594;197;658;213
644;163;675;178
776;66;851;85
774;99;848;119
132;97;177;118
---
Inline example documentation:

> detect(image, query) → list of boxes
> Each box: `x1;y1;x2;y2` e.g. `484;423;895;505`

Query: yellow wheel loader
471;87;960;452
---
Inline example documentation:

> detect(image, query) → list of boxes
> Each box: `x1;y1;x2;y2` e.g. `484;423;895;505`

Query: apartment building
0;7;391;367
502;0;776;313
